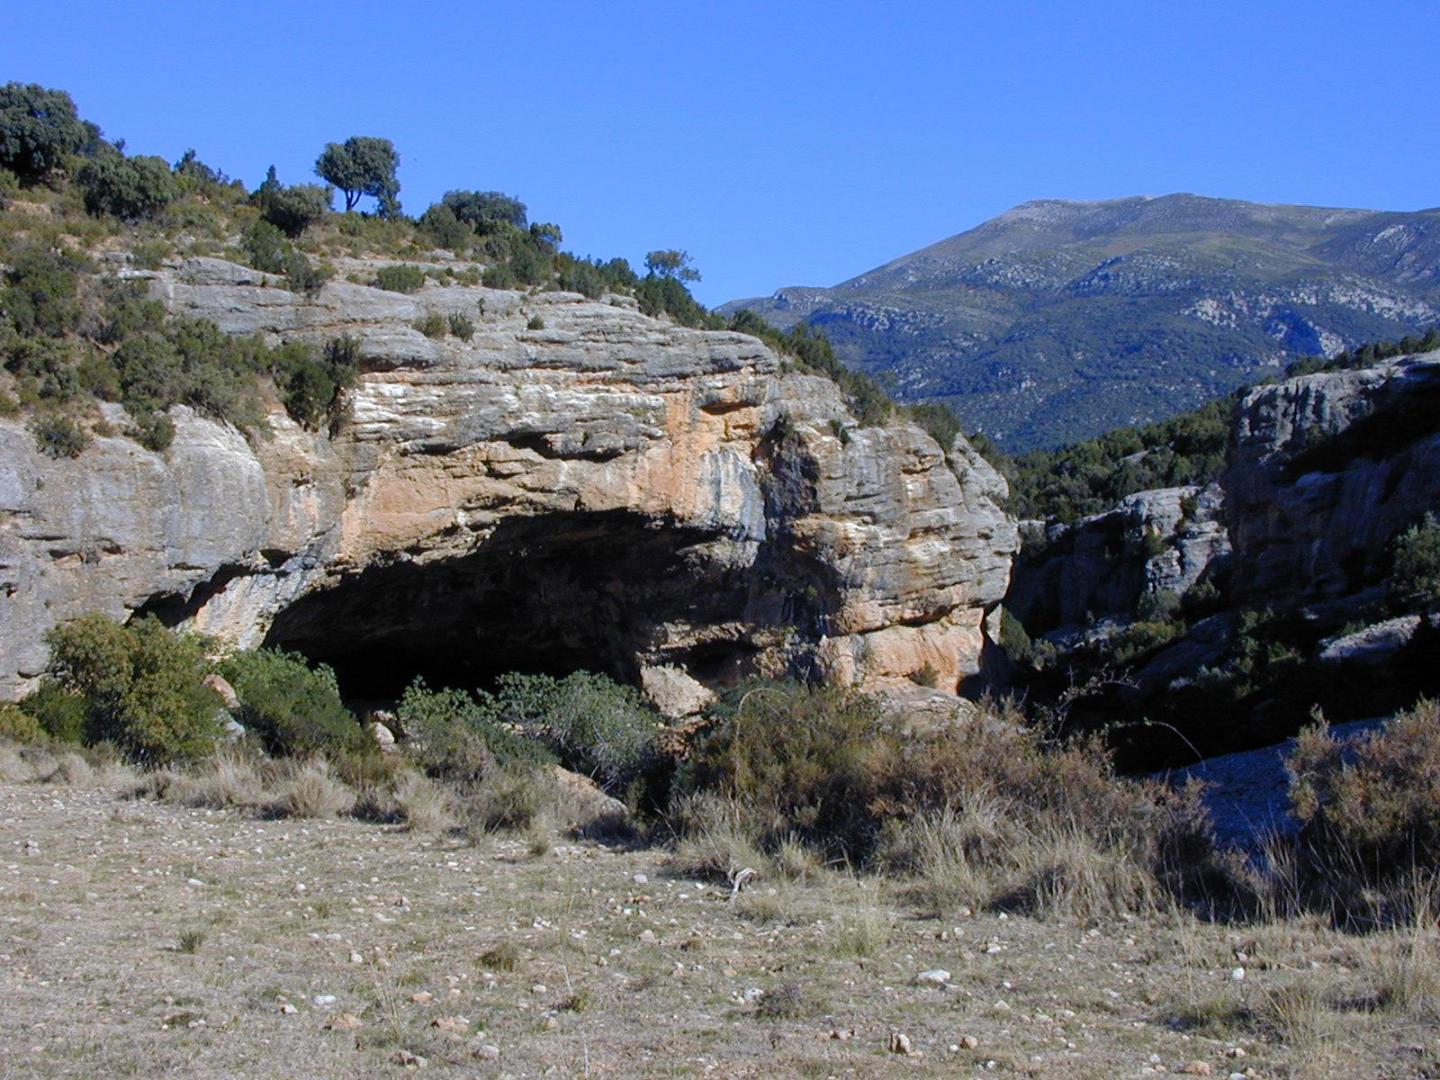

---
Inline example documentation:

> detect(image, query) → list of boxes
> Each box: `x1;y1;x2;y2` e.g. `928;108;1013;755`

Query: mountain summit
722;194;1440;450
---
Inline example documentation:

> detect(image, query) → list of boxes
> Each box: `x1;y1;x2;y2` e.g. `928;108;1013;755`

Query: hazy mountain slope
723;194;1440;450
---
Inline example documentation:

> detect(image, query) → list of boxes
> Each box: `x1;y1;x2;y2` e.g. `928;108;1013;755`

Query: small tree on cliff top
315;135;400;216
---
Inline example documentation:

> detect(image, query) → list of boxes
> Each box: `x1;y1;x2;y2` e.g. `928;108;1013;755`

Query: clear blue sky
4;1;1436;305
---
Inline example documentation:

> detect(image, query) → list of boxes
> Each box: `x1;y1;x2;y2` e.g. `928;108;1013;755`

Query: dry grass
391;771;456;835
137;749;265;810
267;759;356;819
667;793;770;882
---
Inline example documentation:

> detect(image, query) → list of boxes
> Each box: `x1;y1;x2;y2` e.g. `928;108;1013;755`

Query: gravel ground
1;765;1436;1078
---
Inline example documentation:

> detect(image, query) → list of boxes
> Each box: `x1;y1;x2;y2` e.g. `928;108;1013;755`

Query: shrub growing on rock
1389;514;1440;611
374;264;426;294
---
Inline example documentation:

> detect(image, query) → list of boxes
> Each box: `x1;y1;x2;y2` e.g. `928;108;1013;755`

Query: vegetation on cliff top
1;81;979;459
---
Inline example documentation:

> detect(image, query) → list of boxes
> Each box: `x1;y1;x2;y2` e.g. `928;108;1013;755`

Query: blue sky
4;1;1435;305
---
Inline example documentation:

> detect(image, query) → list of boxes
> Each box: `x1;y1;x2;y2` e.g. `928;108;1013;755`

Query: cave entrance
262;510;814;703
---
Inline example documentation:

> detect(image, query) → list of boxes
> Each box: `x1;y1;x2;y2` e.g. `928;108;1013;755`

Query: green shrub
29;411;89;457
1389;514;1440;610
240;219;290;274
678;682;886;855
447;312;475;341
417;204;471;251
2;246;85;337
44;613;222;763
220;648;368;759
442;190;528;232
256;174;330;238
76;153;178;220
482;264;517;289
490;671;661;794
19;680;88;743
526;315;545;331
413;311;448;338
270;335;359;429
0;82;91;183
374;264;426;294
0;703;44;743
675;682;1221;914
282;250;327;297
396;678;552;783
130;411;175;451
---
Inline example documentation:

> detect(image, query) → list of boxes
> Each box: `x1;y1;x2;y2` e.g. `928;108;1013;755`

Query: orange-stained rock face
0;257;1019;702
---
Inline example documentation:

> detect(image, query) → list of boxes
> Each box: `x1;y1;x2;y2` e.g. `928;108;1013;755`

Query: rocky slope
724;194;1440;450
1004;347;1440;759
0;257;1018;704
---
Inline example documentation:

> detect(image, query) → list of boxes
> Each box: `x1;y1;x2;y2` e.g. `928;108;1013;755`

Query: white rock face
0;257;1019;699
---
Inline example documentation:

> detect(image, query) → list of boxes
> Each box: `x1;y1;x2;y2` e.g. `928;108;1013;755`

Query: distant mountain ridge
722;194;1440;450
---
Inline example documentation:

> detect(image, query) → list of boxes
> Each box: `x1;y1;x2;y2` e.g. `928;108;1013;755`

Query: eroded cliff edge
0;257;1018;704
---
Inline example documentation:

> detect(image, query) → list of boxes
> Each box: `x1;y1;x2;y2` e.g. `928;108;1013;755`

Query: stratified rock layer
0;258;1018;700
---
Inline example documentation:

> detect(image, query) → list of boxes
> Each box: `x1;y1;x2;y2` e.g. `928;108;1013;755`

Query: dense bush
18;680;88;742
679;682;885;855
42;613;222;763
396;679;553;783
441;190;528;232
1288;700;1440;918
674;681;1220;914
489;671;661;794
76;153;178;220
1389;514;1440;611
220;648;368;759
0;702;44;743
28;412;89;457
417;204;471;251
240;219;290;274
270;335;359;429
0;82;92;183
1;246;85;338
374;264;426;294
254;167;330;237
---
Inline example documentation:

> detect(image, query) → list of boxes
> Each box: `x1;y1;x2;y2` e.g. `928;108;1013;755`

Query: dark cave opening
261;509;837;703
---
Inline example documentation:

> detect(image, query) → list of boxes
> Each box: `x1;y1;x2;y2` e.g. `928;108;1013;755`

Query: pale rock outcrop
0;257;1018;700
1225;351;1440;606
1007;483;1229;635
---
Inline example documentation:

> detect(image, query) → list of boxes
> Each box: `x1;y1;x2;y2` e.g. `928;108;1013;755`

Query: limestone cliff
1224;350;1440;606
0;257;1018;702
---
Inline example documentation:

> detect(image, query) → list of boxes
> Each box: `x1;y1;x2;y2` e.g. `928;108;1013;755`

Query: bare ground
1;769;1437;1079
